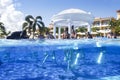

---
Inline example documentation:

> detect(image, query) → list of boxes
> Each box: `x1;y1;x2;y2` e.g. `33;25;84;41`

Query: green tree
91;27;100;32
44;27;50;33
56;27;64;33
76;27;87;32
24;15;45;39
109;18;120;35
0;22;10;38
109;18;117;32
22;21;30;32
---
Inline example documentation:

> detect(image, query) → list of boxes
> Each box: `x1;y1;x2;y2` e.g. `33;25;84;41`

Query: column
87;24;91;33
99;20;102;36
68;22;71;38
53;23;56;39
68;25;71;34
58;27;61;39
100;20;102;30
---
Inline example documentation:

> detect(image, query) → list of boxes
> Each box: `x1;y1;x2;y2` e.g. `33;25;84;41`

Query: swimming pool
0;39;120;80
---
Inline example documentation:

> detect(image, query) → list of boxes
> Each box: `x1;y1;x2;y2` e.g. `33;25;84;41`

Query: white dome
57;8;88;15
51;8;94;27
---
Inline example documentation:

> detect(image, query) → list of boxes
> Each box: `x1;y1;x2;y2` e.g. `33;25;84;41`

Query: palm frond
22;22;29;30
36;16;42;21
37;21;45;27
25;15;34;22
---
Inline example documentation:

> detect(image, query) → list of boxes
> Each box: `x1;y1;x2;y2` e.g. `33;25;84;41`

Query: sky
0;0;120;32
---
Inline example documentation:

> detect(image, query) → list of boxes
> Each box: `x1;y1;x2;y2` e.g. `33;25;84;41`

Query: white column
104;30;106;37
100;20;102;30
68;25;71;34
87;24;91;33
58;27;61;39
53;23;56;39
68;22;71;38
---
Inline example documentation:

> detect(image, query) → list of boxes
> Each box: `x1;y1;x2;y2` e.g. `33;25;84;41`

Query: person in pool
62;27;70;39
86;32;93;39
71;25;77;39
46;31;55;39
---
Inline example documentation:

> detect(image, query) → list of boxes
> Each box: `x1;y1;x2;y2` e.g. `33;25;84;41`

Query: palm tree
24;15;45;39
35;16;45;35
22;21;30;30
109;18;117;33
0;22;10;38
0;22;5;32
109;18;120;35
22;21;31;36
115;19;120;35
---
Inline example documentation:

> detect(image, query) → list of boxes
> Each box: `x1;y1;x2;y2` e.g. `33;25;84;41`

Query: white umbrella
77;32;86;35
91;32;98;34
97;30;111;33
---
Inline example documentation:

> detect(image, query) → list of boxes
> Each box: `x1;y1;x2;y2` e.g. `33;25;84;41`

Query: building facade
117;10;120;20
92;17;112;30
92;17;113;37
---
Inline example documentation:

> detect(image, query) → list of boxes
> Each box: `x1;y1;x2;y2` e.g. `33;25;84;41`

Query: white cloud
0;0;24;32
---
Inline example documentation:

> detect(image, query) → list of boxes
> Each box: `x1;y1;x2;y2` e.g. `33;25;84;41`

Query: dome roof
57;8;88;15
51;8;94;27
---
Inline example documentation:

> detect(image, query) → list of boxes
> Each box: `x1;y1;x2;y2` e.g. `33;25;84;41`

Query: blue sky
14;0;120;27
16;0;120;26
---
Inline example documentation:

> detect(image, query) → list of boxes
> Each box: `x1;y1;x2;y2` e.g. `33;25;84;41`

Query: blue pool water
0;39;120;80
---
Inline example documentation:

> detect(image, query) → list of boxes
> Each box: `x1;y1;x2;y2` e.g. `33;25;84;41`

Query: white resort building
92;17;112;37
